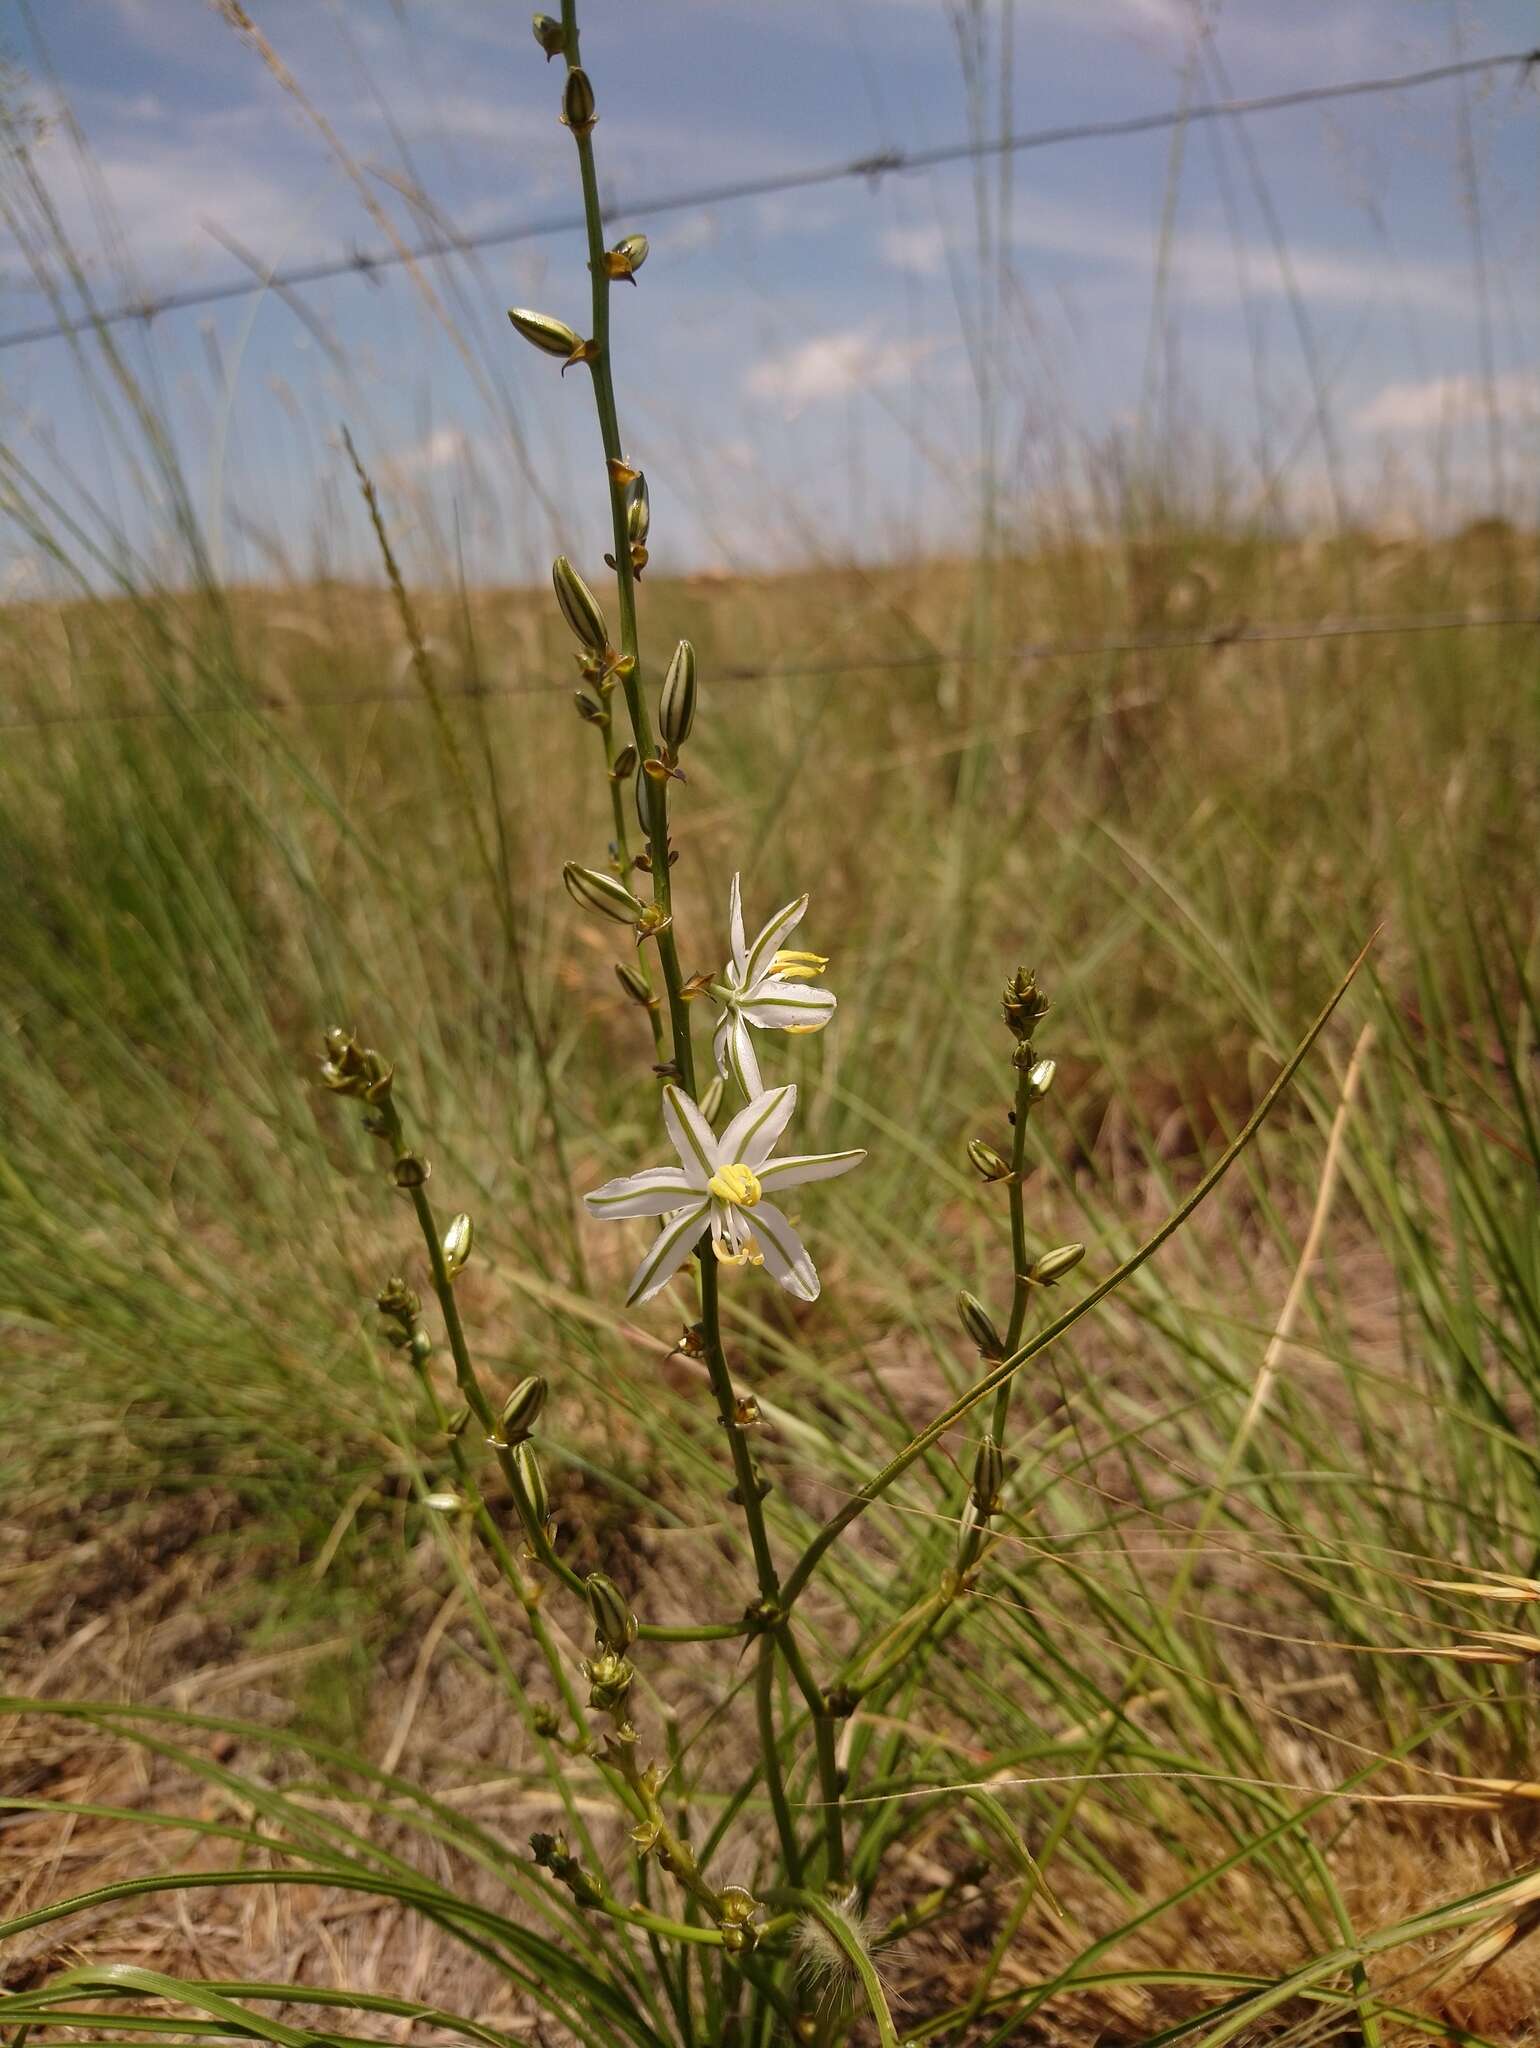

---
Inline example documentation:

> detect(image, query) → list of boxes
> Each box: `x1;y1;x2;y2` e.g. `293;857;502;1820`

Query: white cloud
744;328;934;411
880;223;947;277
389;426;472;476
1354;370;1540;435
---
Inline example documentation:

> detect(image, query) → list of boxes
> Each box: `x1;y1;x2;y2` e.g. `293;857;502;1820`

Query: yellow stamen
772;949;829;981
707;1161;762;1208
712;1233;765;1269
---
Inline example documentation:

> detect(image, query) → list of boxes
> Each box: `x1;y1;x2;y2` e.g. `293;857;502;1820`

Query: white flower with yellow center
584;1083;864;1305
711;874;836;1099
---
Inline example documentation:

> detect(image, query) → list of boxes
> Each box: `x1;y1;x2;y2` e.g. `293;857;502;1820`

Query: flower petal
749;1200;819;1301
742;894;808;990
719;1084;797;1169
625;1201;709;1305
662;1084;718;1184
585;1166;698;1218
756;1148;866;1193
737;981;836;1032
728;871;747;976
725;1013;763;1101
713;1004;734;1079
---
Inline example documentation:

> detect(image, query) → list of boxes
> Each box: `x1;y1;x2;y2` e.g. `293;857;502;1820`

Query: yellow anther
771;949;829;981
708;1162;762;1208
712;1233;764;1268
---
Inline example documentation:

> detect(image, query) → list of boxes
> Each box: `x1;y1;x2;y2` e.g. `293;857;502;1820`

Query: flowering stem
558;0;694;1091
990;1059;1038;1439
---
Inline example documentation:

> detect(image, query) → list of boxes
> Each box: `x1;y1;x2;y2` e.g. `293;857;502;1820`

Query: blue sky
1;0;1536;589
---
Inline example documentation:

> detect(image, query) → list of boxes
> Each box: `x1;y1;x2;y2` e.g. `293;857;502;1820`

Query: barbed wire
1;46;1534;355
3;606;1534;735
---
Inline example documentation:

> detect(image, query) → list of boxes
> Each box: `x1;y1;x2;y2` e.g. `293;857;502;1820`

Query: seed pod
585;1571;638;1652
971;1433;1004;1516
659;639;696;752
967;1139;1013;1184
509;307;583;359
442;1212;474;1277
698;1074;724;1123
563;862;644;925
514;1441;548;1526
603;232;649;283
531;12;565;58
615;961;655;1007
1026;1056;1057;1101
500;1375;548;1445
562;67;596;134
626;473;650;546
1027;1242;1086;1287
956;1289;1004;1358
552;555;610;655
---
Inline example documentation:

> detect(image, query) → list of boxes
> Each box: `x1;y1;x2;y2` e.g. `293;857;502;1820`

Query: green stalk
991;1057;1038;1436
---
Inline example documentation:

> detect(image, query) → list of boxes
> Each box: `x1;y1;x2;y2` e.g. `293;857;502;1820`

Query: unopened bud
1027;1242;1085;1287
957;1290;1004;1358
583;1649;633;1715
585;1571;638;1652
971;1433;1004;1516
377;1274;419;1321
509;307;583;359
561;67;596;135
552;555;610;655
563;862;643;925
603;232;649;283
611;743;638;782
574;690;606;724
626;473;650;546
531;13;565;59
500;1375;548;1445
1002;967;1051;1041
967;1139;1013;1184
442;1212;473;1278
392;1152;430;1190
615;961;656;1007
659;639;696;752
1026;1057;1057;1101
514;1441;548;1527
408;1328;433;1365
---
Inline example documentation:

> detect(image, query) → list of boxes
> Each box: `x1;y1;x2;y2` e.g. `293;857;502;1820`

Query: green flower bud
956;1289;1004;1358
611;743;638;782
509;307;583;359
659;638;696;752
574;690;606;724
585;1571;638;1652
514;1441;548;1527
615;961;656;1007
552;555;610;655
500;1375;548;1445
563;861;644;925
967;1139;1013;1184
1027;1242;1085;1287
377;1274;419;1321
561;67;596;135
392;1152;431;1190
603;232;649;283
971;1433;1004;1516
531;13;565;59
1026;1056;1057;1101
442;1212;473;1278
583;1649;634;1715
626;473;650;546
408;1328;433;1366
1002;967;1051;1041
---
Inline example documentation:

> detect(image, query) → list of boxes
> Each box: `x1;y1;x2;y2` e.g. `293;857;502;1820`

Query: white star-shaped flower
584;1083;864;1306
711;874;836;1099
